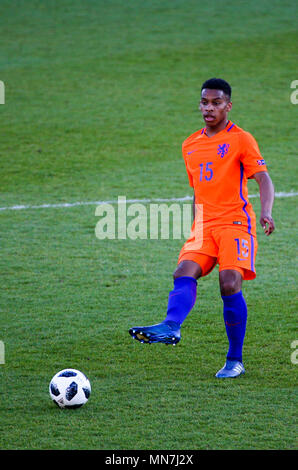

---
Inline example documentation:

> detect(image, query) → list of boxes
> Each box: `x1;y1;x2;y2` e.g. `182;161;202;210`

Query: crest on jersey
217;143;230;158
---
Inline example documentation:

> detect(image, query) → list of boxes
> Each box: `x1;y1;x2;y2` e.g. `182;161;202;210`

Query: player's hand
260;213;275;236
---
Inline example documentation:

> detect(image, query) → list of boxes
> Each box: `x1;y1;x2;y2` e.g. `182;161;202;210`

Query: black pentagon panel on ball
65;381;78;401
58;370;77;377
50;382;60;397
82;387;90;399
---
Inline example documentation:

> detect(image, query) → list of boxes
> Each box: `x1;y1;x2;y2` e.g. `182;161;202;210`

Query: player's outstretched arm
252;171;275;236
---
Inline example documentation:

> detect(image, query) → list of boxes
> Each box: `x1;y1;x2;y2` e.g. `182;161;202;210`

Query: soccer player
129;78;275;378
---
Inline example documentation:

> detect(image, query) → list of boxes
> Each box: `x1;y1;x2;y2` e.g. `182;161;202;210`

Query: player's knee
219;270;242;296
173;265;183;280
173;266;183;280
220;281;239;296
173;260;202;280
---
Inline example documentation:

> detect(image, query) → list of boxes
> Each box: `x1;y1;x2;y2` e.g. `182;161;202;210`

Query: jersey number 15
199;162;213;181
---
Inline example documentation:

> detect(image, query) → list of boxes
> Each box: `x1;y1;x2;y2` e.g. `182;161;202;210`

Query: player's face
199;89;232;127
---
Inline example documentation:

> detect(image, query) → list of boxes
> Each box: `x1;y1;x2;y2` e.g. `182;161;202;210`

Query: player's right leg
129;255;216;345
129;222;217;345
129;261;201;345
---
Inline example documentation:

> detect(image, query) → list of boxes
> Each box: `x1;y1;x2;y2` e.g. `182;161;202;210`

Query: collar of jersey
196;121;234;139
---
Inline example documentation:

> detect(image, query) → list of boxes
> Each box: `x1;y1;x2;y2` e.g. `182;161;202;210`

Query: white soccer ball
49;368;91;409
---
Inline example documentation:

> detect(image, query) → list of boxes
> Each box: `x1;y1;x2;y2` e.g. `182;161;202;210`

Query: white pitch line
0;192;297;212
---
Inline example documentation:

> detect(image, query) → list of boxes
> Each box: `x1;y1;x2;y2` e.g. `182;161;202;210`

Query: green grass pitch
0;0;297;450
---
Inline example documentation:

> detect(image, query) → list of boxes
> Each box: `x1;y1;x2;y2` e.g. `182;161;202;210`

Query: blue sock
222;291;247;362
164;276;197;326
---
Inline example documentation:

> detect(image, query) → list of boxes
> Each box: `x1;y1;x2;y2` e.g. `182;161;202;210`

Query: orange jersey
182;121;267;234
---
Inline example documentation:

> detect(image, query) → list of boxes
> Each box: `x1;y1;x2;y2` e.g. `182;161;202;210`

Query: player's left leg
215;269;246;378
213;226;258;378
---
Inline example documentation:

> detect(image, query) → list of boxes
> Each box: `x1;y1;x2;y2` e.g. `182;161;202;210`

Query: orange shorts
178;225;258;280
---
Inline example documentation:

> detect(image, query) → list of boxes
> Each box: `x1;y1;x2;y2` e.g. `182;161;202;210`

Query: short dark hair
201;78;232;100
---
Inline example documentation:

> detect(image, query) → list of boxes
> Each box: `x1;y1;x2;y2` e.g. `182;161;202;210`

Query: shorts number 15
234;238;249;260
